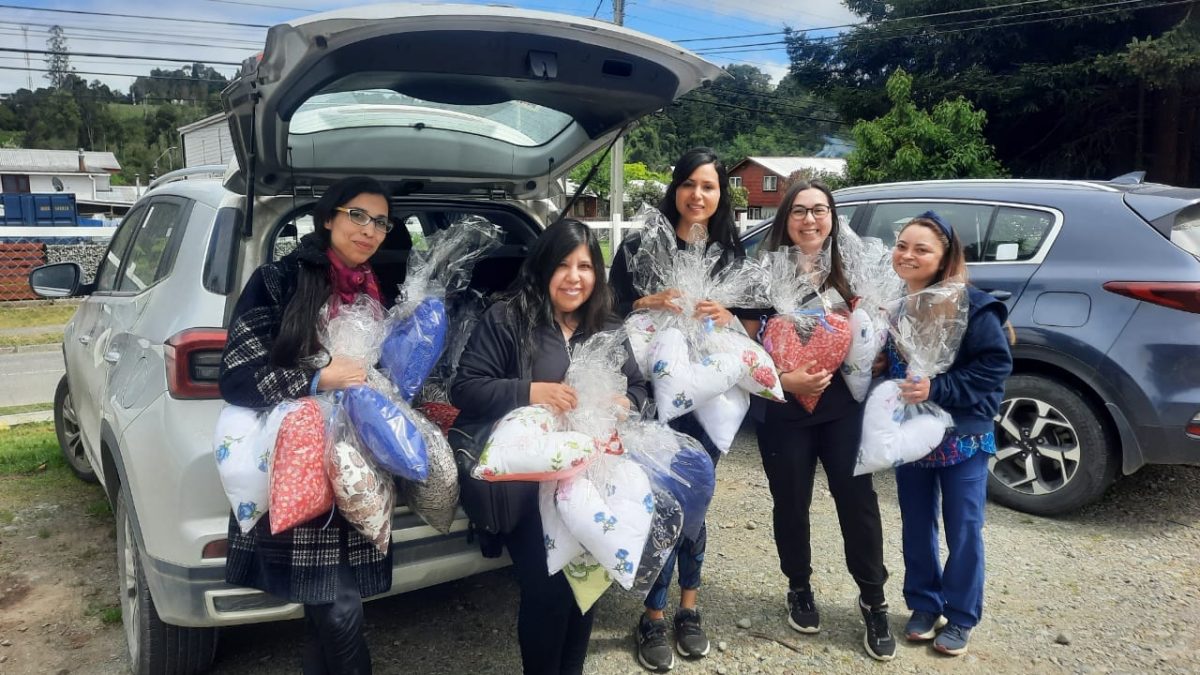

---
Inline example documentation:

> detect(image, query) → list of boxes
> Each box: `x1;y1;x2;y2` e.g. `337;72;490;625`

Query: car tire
988;374;1118;516
114;489;218;675
54;375;97;483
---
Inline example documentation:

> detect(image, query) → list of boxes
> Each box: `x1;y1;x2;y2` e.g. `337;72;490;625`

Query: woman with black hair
607;147;748;671
450;219;649;675
219;176;394;675
747;179;894;662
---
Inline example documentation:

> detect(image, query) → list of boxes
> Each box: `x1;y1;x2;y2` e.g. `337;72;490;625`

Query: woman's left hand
898;375;931;404
694;300;734;328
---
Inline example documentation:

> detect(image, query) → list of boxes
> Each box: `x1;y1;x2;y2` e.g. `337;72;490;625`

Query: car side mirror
29;262;85;298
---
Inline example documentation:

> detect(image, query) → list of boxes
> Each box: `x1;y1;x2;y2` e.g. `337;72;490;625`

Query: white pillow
213;404;281;533
326;440;395;554
556;455;654;590
624;310;660;379
709;328;785;402
693;386;750;453
855;380;948;475
472;406;596;481
842;306;889;402
540;481;585;575
649;327;742;422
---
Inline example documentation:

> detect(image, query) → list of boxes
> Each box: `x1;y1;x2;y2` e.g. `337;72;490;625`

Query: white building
0;148;136;214
178;113;235;168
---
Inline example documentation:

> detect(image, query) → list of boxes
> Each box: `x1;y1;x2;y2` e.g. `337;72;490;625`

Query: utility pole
609;0;626;247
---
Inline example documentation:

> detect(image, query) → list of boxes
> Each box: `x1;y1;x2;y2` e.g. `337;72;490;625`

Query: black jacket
449;301;649;441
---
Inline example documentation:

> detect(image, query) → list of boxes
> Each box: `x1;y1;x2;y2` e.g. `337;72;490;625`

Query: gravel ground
204;429;1200;675
4;427;1198;674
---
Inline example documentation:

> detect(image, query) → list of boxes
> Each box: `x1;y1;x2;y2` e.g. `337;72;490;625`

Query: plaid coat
218;234;392;603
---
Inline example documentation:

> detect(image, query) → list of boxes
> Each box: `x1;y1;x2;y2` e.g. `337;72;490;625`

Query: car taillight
1103;281;1200;315
202;539;229;560
164;328;227;399
1188;414;1200;440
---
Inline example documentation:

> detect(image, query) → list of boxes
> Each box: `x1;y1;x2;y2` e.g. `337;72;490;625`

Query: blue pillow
344;385;429;482
634;443;714;542
380;297;448;402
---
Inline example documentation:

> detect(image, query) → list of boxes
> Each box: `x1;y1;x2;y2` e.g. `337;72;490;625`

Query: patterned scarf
325;248;381;315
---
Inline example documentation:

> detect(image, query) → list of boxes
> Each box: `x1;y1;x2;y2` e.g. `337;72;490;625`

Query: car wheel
988;374;1119;516
114;489;218;675
54;375;96;483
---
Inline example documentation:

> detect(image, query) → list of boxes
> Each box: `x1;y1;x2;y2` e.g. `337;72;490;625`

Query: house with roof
0;148;136;216
728;156;848;220
178;113;236;169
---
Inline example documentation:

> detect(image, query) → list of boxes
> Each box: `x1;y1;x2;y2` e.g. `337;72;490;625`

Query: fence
0;227;115;302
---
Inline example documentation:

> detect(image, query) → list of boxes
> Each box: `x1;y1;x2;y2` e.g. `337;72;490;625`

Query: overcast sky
0;0;861;95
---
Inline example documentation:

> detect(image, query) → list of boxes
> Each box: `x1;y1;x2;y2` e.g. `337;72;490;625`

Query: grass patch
0;332;63;348
0;422;61;475
85;600;123;626
0;304;78;330
85;498;111;518
0;402;54;417
600;240;613;266
0;508;13;524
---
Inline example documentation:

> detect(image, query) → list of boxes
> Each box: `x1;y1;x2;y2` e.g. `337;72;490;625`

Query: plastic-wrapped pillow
624;310;658;378
761;311;851;412
213;404;278;533
380;296;448;403
399;411;459;534
472;406;596;482
555;455;654;590
693;387;750;453
630;487;683;597
326;439;394;554
842;305;888;402
345;385;430;482
562;554;613;613
417;401;460;435
855;380;947;475
541;481;585;575
269;399;334;535
637;441;715;542
710;328;784;401
648;327;741;422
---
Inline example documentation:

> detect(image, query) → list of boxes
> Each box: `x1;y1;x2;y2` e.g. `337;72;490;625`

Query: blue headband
917;210;954;241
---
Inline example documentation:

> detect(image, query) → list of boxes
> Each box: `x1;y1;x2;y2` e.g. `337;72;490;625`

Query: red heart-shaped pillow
762;312;852;413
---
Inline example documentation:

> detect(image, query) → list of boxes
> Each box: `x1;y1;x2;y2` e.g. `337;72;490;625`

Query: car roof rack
148;165;228;190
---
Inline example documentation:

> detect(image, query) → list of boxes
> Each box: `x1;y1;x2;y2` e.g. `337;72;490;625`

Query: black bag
448;427;538;541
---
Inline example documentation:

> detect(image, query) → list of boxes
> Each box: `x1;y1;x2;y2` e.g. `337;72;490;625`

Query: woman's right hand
872;352;888;377
317;356;368;391
530;382;578;414
634;289;683;313
779;361;832;397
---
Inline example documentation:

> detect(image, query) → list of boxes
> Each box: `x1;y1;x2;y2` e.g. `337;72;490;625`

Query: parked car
743;178;1200;516
27;7;721;674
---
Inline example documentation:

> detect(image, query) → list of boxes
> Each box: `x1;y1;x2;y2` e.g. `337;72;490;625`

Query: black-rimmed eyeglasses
335;206;393;234
789;205;831;219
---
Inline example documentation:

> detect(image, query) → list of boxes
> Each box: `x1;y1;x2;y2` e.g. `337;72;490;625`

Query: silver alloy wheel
118;502;143;667
990;397;1081;495
59;390;88;473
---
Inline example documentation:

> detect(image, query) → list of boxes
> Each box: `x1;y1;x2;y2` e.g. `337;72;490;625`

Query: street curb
0;343;62;355
0;410;54;427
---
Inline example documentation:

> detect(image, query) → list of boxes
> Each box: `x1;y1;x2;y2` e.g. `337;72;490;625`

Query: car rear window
1171;203;1200;259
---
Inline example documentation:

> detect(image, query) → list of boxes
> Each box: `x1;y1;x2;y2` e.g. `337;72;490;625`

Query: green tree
730;185;748;210
45;26;71;89
846;70;1005;185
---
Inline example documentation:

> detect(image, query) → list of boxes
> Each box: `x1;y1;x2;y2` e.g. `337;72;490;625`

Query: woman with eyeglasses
607;147;749;672
743;179;895;661
219;176;396;674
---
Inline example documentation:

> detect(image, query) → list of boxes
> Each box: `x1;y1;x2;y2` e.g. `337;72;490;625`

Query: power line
675;95;848;126
0;4;273;29
0;28;262;52
0;65;230;84
0;47;244;67
0;21;265;48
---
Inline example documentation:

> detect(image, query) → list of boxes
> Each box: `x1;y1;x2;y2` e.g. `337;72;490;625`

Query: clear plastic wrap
381;217;503;401
324;404;394;553
620;418;714;542
758;244;852;412
472;405;596;482
854;280;971;475
839;229;904;401
268;397;334;535
344;385;430;482
312;294;389;370
563;329;631;442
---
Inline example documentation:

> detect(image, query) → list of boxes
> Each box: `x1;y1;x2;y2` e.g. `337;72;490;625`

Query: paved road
0;348;63;407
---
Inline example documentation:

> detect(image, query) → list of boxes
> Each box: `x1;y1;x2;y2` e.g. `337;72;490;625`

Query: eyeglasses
335;206;393;234
789;205;831;219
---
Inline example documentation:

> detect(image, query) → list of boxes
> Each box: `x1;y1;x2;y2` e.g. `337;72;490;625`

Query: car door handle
986;289;1013;300
78;335;91;345
103;351;120;364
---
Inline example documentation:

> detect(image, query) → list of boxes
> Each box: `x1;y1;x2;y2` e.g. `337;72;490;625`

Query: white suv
29;5;719;674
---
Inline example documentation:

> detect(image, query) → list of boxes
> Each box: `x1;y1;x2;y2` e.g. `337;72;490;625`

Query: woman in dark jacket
450;219;648;675
219;176;395;675
885;212;1013;657
745;179;895;661
607;147;747;671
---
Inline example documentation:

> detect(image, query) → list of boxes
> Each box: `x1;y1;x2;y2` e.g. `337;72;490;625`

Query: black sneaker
673;607;711;658
786;588;820;633
858;596;896;662
636;613;675;671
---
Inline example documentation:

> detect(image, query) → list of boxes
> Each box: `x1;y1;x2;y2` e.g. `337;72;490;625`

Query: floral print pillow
472;406;597;482
326;439;394;554
648;327;742;423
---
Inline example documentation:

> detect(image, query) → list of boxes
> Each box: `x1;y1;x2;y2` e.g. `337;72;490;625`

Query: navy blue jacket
927;286;1013;435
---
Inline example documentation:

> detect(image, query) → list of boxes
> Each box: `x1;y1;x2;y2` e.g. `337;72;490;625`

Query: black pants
506;508;595;675
756;410;888;606
302;557;371;675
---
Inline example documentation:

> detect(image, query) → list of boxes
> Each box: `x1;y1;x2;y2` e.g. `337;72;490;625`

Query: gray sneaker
905;611;948;641
636;613;675;671
673;607;710;658
933;623;972;656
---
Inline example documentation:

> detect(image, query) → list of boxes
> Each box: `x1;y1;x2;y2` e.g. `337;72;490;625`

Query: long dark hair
505;219;613;366
657;147;744;258
899;216;969;286
763;178;853;303
270;176;390;366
